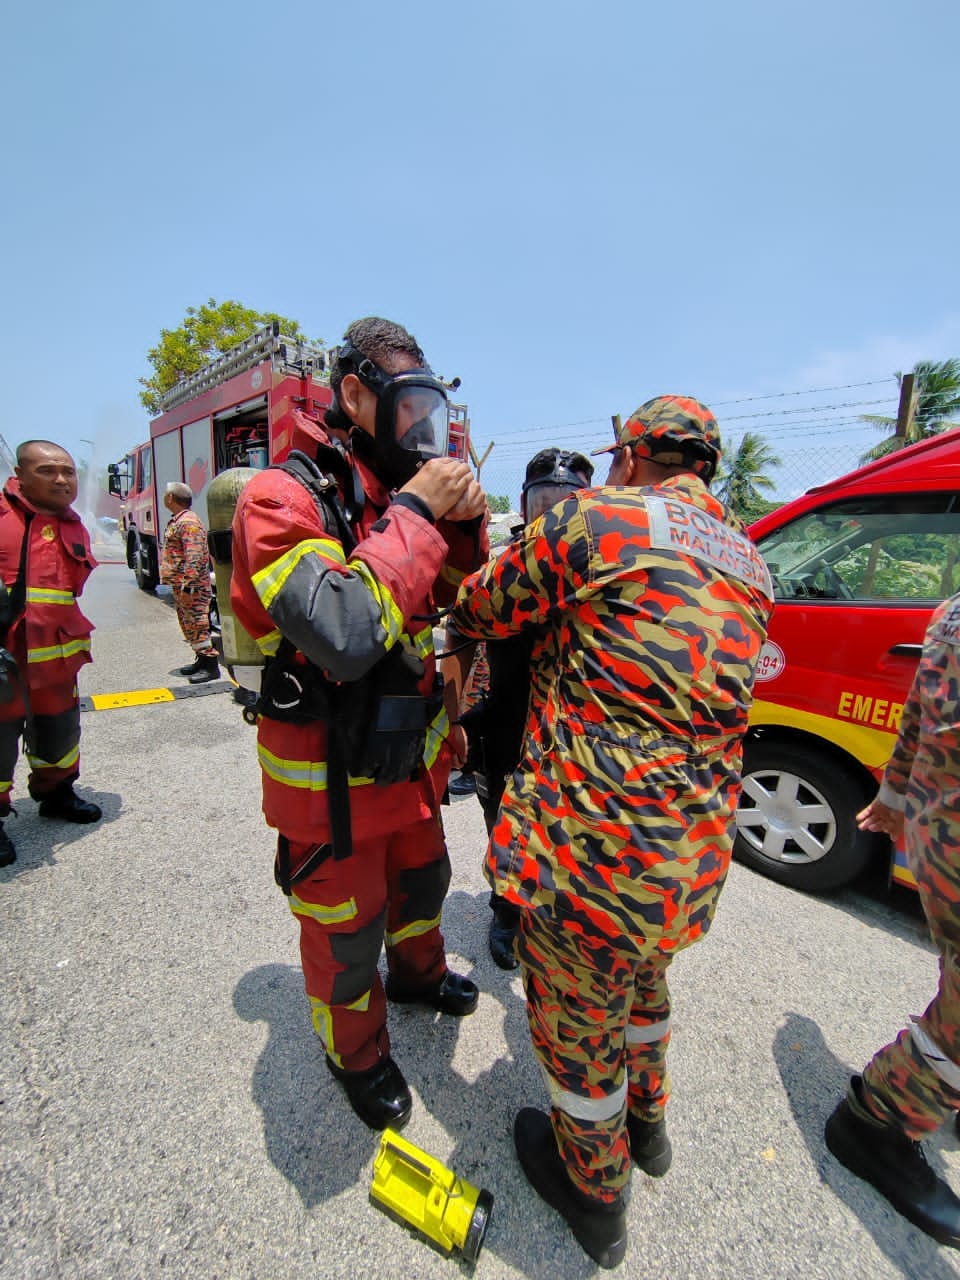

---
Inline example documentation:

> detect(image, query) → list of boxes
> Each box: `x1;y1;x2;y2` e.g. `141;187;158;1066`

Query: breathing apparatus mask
521;448;594;523
330;340;450;489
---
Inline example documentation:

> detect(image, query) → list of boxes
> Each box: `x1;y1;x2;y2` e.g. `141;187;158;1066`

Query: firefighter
825;590;960;1247
159;481;220;683
450;397;773;1268
443;447;595;970
230;317;488;1132
0;440;102;867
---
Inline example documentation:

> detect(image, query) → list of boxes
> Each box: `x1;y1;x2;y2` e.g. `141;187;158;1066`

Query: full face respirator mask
333;341;450;488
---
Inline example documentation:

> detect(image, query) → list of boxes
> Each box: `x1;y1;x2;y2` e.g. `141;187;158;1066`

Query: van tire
733;741;875;892
131;530;158;594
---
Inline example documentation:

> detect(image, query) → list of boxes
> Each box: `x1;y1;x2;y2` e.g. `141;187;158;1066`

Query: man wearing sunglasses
450;396;773;1268
230;317;488;1133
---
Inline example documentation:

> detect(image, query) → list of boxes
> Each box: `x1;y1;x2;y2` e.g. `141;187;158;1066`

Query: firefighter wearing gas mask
230;317;488;1133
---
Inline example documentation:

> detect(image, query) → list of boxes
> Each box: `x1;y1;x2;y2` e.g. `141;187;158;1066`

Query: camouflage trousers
517;910;673;1203
173;581;216;655
862;806;960;1139
282;814;451;1073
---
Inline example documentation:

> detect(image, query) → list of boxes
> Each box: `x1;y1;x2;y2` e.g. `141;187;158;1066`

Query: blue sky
3;0;958;507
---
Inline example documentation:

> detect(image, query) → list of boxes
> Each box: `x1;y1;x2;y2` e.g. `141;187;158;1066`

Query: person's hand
856;797;905;842
447;722;468;768
400;458;485;522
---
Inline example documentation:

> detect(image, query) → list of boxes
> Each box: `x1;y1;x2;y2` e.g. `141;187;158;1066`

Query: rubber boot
326;1055;412;1131
825;1074;960;1248
513;1107;627;1269
179;656;204;676
37;784;102;824
188;654;220;684
627;1113;672;1176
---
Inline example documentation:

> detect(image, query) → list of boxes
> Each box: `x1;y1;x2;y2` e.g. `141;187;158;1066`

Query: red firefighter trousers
0;679;82;814
283;813;452;1073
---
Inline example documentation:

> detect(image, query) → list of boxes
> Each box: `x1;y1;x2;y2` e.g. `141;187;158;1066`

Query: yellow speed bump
89;689;176;710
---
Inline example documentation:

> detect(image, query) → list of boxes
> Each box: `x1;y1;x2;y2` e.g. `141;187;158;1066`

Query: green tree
139;298;316;416
486;494;511;514
715;432;782;520
860;357;960;463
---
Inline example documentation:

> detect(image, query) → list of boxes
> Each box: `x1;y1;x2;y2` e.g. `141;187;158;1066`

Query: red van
735;426;960;892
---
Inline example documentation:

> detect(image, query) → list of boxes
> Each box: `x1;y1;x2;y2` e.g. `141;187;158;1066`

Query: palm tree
860;357;960;463
715;432;782;520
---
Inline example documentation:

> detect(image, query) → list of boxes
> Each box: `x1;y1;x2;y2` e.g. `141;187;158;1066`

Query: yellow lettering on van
871;699;889;726
887;702;903;730
852;695;873;721
838;692;853;718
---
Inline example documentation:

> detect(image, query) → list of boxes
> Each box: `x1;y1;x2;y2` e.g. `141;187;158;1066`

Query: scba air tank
207;468;263;694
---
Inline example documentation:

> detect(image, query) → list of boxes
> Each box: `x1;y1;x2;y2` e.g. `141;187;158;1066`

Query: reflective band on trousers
542;1067;628;1123
288;893;358;924
910;1019;960;1092
626;1016;671;1045
384;914;441;947
27;637;90;664
27;744;79;772
309;991;371;1065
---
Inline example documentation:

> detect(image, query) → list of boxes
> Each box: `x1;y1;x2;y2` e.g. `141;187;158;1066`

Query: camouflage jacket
160;509;209;588
877;591;960;824
450;473;774;954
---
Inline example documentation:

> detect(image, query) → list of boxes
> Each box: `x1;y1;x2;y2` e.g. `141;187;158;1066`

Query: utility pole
894;373;917;438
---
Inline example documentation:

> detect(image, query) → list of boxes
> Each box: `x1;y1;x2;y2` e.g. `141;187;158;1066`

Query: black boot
179;656;204;676
626;1113;672;1176
385;969;479;1016
326;1055;412;1131
37;784;102;824
188;654;220;684
513;1107;627;1269
488;914;519;970
0;821;15;867
825;1074;960;1248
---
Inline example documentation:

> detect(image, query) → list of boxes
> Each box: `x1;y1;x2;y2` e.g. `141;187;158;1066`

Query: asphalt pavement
2;561;958;1279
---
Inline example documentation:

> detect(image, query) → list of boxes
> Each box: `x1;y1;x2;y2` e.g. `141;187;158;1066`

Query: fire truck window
757;495;960;602
141;448;152;489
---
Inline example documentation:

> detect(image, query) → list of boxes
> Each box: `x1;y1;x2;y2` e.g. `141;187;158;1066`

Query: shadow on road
0;786;121;878
773;1010;958;1280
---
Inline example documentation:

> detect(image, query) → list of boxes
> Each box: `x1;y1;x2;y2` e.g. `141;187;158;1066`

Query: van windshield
756;494;960;602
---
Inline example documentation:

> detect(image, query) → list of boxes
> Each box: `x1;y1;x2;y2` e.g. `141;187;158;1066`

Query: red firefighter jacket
451;474;774;955
0;479;96;691
230;423;488;845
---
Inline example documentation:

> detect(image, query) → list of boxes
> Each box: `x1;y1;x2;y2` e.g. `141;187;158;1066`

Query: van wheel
132;531;157;593
734;742;875;892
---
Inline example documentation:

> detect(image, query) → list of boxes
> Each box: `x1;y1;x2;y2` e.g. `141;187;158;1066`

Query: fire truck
734;426;960;893
108;323;471;592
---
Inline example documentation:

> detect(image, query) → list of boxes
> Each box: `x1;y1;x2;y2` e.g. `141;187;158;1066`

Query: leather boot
326;1055;412;1131
188;654;220;684
0;821;15;867
627;1113;672;1176
513;1107;627;1269
37;784;102;824
385;969;479;1016
488;915;519;970
179;656;204;676
825;1074;960;1248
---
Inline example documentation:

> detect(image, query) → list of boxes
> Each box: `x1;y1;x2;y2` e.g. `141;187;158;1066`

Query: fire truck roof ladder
158;323;330;414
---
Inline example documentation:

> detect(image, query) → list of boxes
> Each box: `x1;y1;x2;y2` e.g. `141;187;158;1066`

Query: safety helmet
592;395;721;482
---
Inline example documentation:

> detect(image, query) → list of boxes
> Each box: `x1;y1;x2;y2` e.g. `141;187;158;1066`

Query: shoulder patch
646;494;772;594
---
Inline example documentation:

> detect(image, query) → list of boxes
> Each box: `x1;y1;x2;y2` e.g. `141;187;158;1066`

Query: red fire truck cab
109;324;470;592
735;426;960;893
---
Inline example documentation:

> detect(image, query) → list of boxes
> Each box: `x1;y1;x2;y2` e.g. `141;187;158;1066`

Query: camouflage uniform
160;509;217;657
451;449;773;1202
860;592;960;1138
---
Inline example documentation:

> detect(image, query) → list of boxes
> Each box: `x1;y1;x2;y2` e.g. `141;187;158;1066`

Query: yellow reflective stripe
351;560;404;647
423;704;450;770
252;537;346;609
311;991;371;1065
26;587;75;605
289;893;358;924
626;1016;671;1045
0;782;12;793
749;698;896;770
257;627;282;656
384;914;442;947
27;637;91;664
27;743;80;772
543;1070;628;1122
257;742;375;791
412;623;434;660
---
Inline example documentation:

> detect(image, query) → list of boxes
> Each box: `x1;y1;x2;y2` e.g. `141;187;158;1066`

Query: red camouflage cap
591;394;721;478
